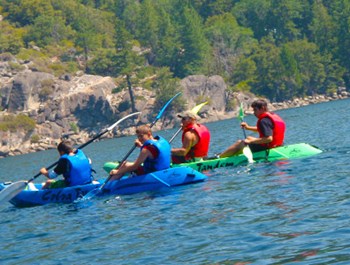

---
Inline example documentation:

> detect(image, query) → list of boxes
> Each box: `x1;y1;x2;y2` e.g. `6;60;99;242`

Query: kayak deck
101;166;206;196
103;142;322;173
174;143;322;172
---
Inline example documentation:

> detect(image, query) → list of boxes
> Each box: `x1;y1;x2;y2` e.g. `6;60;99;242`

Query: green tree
0;20;25;54
204;13;256;80
309;1;337;54
250;37;284;101
1;0;54;26
172;3;210;77
232;0;271;40
112;20;144;112
25;14;72;47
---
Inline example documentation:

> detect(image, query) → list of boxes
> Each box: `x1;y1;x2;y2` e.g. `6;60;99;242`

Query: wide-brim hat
177;110;200;120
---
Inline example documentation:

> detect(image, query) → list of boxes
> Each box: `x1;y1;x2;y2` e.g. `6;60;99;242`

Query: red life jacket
257;112;286;148
182;123;210;160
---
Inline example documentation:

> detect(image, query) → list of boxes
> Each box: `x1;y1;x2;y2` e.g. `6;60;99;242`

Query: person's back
171;110;211;164
61;149;92;186
142;135;171;173
40;140;92;189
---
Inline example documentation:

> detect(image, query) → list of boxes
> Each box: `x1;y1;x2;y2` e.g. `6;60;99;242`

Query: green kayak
103;143;322;173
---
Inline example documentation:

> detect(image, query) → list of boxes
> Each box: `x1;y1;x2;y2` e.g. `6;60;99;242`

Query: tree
171;3;210;77
0;20;25;54
308;1;337;54
25;14;72;47
112;20;144;112
204;13;256;80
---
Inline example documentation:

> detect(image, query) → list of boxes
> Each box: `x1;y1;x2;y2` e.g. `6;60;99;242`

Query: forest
1;0;349;102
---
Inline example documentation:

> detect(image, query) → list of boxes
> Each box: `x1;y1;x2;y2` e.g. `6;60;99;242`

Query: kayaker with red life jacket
218;99;286;158
171;110;211;164
40;140;93;189
109;124;171;180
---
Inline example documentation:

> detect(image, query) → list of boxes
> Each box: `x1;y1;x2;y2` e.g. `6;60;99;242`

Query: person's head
136;125;152;143
57;140;74;155
177;110;199;126
251;99;268;117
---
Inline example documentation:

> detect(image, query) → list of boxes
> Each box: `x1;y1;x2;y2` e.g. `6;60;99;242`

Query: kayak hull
104;143;322;173
0;167;206;207
101;166;206;196
0;181;102;208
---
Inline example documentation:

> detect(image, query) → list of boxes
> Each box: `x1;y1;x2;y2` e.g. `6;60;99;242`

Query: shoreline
0;94;348;159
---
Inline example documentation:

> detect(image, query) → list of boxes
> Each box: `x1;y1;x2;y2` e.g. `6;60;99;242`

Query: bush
70;123;79;133
30;134;40;143
0;114;36;132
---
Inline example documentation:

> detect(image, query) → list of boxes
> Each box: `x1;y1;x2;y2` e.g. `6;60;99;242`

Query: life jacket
257;112;286;148
182;123;210;160
141;136;171;173
61;149;92;186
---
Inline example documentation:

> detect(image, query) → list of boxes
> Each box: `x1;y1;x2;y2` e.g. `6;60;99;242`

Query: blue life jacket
61;149;92;186
141;136;171;173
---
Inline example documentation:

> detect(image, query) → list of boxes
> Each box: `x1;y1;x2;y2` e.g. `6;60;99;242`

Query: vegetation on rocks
0;114;35;132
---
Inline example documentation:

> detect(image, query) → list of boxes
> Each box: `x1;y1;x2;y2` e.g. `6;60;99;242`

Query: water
0;99;349;265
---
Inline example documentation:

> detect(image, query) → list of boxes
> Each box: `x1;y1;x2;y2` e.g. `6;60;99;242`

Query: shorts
248;143;269;153
49;180;67;189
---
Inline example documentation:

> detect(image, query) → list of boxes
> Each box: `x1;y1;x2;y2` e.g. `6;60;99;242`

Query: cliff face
0;59;235;157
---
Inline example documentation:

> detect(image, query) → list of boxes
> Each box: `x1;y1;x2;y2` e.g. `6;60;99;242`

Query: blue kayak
0;166;207;207
101;166;207;196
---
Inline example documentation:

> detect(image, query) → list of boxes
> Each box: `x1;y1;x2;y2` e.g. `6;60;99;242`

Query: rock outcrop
0;57;349;158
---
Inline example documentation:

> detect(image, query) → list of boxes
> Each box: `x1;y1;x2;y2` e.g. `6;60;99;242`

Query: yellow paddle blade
191;101;208;114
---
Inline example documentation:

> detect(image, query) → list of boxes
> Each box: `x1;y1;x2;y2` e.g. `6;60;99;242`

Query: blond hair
136;124;152;135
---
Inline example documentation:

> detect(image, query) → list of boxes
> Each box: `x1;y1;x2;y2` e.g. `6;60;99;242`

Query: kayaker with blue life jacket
109;124;171;181
40;140;93;189
171;110;211;164
218;99;286;158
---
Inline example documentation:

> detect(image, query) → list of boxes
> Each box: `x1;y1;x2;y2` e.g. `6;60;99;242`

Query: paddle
82;92;182;199
169;101;208;143
238;102;254;163
0;112;141;203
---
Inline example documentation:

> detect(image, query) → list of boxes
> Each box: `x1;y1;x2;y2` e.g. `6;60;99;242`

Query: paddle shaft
168;101;208;144
239;107;254;163
169;127;182;143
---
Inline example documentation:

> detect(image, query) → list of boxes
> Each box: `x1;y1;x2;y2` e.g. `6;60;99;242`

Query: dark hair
251;99;268;110
57;140;73;154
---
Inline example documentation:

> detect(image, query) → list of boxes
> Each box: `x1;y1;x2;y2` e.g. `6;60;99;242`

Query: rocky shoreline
1;92;348;159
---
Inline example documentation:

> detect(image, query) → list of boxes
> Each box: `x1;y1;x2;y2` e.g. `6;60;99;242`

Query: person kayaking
40;140;93;189
109;124;171;180
218;99;286;158
171;110;211;164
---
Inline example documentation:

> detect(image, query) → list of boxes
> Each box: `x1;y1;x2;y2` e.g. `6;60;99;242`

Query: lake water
0;98;349;265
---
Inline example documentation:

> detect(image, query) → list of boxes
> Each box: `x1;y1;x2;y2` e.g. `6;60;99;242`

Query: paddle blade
238;102;244;121
243;146;254;164
106;112;141;131
75;186;105;203
0;181;27;203
191;101;208;114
